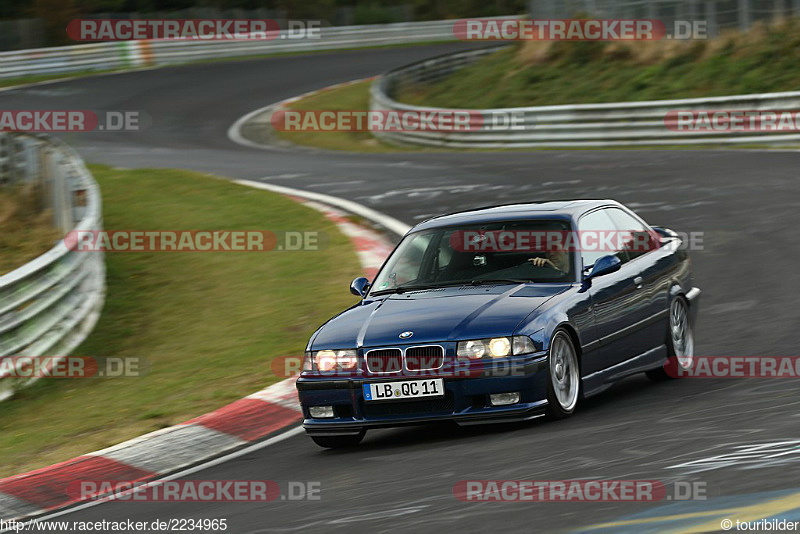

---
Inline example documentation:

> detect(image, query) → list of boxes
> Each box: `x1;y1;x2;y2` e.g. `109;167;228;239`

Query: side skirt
581;345;667;398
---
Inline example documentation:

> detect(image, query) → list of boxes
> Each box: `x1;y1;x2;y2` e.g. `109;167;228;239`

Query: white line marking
226;77;372;152
0;66;161;94
258;174;309;180
226;102;283;150
235;179;411;237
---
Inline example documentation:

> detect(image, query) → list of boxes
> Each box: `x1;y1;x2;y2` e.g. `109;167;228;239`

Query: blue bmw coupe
297;200;700;448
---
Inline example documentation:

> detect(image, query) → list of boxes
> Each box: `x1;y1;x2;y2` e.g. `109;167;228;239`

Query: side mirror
584;255;621;281
350;277;371;297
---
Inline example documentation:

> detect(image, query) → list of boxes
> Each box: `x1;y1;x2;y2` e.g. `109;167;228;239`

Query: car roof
411;199;620;232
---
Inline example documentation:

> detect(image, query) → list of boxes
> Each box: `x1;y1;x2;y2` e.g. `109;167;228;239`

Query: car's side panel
575;206;654;372
586;261;651;372
517;286;605;376
580;243;694;396
630;246;677;350
582;345;668;397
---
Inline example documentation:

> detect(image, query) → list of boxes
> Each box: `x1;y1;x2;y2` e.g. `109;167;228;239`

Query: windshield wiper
371;281;466;295
468;279;530;285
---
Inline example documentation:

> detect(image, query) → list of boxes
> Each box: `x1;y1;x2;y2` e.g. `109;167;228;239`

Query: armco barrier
0;17;519;80
0;133;105;400
369;46;800;148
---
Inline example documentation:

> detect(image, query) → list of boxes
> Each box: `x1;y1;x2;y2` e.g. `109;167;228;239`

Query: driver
528;242;570;274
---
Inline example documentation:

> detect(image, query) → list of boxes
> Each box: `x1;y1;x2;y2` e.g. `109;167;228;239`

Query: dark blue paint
297;200;700;436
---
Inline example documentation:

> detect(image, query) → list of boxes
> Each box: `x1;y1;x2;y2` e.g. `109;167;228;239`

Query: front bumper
686;286;701;325
297;353;549;436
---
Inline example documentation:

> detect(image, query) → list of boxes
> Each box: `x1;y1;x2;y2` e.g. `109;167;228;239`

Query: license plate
362;379;444;402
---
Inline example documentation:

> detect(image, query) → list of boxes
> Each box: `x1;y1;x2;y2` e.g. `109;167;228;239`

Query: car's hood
310;284;569;349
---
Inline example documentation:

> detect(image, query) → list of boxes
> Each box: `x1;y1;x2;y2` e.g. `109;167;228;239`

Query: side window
578;209;627;270
605;208;655;261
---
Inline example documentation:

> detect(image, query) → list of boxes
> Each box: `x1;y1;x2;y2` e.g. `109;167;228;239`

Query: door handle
633;276;643;288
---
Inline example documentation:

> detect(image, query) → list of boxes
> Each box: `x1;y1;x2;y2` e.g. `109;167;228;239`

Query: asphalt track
3;43;800;532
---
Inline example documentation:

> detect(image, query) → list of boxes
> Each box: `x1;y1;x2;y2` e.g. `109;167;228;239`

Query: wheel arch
552;322;583;371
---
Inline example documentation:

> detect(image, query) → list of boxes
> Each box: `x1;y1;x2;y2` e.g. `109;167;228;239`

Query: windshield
370;220;574;294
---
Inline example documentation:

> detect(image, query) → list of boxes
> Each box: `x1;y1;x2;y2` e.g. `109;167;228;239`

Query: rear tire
546;330;581;420
646;296;694;381
310;431;365;449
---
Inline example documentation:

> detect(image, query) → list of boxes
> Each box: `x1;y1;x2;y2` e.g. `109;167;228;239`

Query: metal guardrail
0;134;105;400
0;18;520;80
370;46;800;148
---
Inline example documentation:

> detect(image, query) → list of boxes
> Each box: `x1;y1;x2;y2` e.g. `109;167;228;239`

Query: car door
605;207;672;353
578;208;648;373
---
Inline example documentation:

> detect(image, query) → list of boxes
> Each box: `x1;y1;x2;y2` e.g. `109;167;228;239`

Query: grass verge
274;80;415;152
395;20;800;108
0;185;60;275
0;166;361;477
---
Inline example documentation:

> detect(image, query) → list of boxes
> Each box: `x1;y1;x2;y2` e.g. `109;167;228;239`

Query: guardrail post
529;0;560;19
0;133;9;185
55;151;74;233
67;162;87;223
22;136;40;186
648;1;658;20
775;0;788;19
706;1;718;35
527;0;539;18
738;0;751;30
687;0;698;21
43;147;67;233
10;134;25;185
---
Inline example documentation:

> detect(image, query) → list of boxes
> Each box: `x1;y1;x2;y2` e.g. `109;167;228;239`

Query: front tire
646;296;694;381
546;330;581;420
310;431;366;449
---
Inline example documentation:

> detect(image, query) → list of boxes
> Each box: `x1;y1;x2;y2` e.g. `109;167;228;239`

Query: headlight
457;336;535;359
458;339;487;359
512;335;535;355
306;349;358;372
488;337;511;358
